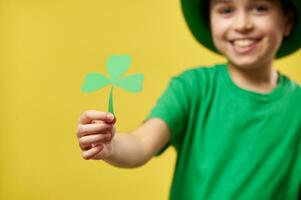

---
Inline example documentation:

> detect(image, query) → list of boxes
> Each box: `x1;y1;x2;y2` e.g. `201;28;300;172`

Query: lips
230;38;261;54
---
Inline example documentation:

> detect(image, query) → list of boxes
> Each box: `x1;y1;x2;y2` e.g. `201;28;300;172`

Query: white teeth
233;39;256;47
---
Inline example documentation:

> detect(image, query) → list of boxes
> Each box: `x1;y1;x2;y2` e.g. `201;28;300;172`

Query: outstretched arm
76;110;170;168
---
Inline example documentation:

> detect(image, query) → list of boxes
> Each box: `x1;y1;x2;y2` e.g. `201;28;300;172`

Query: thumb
106;113;117;125
92;113;116;124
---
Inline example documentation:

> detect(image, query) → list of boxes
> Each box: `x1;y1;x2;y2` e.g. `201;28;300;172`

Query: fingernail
107;113;114;122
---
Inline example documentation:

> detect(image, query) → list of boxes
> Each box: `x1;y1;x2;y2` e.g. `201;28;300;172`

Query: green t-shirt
145;64;301;200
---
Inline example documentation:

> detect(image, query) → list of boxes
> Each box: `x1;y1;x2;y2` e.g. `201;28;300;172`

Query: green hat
180;0;301;58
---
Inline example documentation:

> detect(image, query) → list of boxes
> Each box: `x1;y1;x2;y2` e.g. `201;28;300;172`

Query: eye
218;6;233;15
252;4;269;14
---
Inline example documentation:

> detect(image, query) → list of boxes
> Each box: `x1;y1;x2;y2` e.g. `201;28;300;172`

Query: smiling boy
76;0;301;199
209;0;295;94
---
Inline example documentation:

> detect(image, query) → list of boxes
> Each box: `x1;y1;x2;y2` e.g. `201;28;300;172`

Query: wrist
102;136;116;162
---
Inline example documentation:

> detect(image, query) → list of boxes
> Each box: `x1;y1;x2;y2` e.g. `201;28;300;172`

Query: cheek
255;17;285;47
210;17;230;47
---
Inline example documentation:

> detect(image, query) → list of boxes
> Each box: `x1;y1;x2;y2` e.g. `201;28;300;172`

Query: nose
233;10;253;33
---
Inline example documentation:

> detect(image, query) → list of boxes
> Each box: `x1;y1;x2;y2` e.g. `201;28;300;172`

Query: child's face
210;0;293;69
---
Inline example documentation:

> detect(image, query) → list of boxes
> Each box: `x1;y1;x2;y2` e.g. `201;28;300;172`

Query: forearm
102;118;170;168
102;132;151;168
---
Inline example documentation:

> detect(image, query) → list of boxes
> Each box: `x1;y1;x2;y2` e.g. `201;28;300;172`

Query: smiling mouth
230;38;262;54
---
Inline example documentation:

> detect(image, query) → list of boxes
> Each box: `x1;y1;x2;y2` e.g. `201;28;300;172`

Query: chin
228;58;263;70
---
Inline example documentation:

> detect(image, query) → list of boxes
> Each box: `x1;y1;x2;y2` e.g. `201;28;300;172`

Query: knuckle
78;125;85;135
76;125;82;136
79;137;87;145
82;152;89;160
83;111;90;120
78;142;85;151
80;111;88;123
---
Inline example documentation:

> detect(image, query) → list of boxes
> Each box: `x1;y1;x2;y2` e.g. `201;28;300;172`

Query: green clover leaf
113;74;144;92
81;54;144;115
107;55;131;80
81;73;110;92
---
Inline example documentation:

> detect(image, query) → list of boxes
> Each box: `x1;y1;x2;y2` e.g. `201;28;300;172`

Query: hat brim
181;0;301;58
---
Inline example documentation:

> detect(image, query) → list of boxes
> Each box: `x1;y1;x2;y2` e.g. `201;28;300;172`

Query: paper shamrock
81;54;144;115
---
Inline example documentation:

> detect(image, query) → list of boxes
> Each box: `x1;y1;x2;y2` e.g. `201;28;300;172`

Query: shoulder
166;64;224;101
172;63;224;86
283;75;301;96
281;75;301;112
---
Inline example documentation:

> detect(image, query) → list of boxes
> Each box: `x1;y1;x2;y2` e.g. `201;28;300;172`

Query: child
76;0;301;199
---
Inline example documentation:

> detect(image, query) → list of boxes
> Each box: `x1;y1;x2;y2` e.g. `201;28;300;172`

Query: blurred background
1;0;300;199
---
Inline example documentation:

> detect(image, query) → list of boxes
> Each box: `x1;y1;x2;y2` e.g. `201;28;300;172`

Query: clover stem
108;86;114;115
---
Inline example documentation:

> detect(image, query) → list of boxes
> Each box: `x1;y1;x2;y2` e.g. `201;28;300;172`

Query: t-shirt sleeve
144;73;191;156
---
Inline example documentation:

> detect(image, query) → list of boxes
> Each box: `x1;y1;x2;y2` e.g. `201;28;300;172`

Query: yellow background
1;0;300;199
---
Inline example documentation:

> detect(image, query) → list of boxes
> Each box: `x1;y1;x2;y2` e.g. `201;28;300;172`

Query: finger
79;110;115;125
106;115;117;125
92;118;116;127
78;142;91;151
79;110;107;124
82;145;103;160
77;123;112;138
92;120;116;136
79;133;111;149
79;132;112;151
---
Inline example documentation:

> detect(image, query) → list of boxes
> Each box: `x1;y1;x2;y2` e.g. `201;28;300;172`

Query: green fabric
145;64;301;199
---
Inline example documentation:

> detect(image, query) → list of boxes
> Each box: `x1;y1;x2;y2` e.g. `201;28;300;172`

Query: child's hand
76;110;116;160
